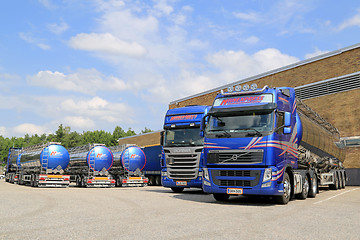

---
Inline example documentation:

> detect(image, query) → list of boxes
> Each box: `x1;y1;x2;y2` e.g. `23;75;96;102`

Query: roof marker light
235;85;242;92
250;83;258;90
243;84;249;91
227;86;234;92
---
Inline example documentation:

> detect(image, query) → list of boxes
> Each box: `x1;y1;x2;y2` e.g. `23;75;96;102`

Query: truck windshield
164;128;203;147
205;111;274;138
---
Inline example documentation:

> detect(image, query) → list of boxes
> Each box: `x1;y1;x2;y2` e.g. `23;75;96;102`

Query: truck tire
308;174;318;198
329;172;338;190
342;172;346;189
30;174;35;187
155;176;161;186
213;193;230;202
76;176;82;187
337;172;342;189
275;172;291;204
171;187;184;193
296;175;309;199
116;178;122;187
149;176;155;186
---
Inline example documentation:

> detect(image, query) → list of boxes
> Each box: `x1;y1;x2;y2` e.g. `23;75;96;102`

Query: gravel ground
0;180;359;240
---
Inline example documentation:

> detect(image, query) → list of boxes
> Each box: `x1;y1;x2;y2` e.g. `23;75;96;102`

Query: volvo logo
220;152;250;163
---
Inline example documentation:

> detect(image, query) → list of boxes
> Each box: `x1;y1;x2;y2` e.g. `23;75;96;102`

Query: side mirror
160;131;164;146
200;115;207;137
283;112;291;134
283;127;291;134
284;112;291;127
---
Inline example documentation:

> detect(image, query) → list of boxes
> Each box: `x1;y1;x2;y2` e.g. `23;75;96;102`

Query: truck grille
207;149;263;164
165;149;201;180
211;169;261;187
220;180;251;187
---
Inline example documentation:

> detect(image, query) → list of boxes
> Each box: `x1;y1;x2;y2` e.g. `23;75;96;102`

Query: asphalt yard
0;180;359;240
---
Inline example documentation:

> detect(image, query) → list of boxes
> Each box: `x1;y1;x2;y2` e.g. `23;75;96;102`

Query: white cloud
0;126;7;136
243;36;260;45
48;19;69;35
305;48;330;59
337;9;360;31
233;11;262;22
154;0;174;16
14;123;48;136
98;9;159;42
205;48;299;83
69;33;147;57
19;32;51;50
38;0;57;9
60;96;133;124
63;116;96;129
27;69;131;95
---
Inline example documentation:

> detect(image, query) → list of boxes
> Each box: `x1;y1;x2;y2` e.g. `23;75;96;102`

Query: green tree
141;127;153;134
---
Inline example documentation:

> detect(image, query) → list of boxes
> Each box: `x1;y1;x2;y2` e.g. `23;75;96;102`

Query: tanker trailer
67;144;115;187
5;147;22;184
109;145;148;187
17;142;70;187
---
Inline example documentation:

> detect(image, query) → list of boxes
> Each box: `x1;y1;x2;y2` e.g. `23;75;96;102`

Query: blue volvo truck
161;105;210;192
201;84;346;204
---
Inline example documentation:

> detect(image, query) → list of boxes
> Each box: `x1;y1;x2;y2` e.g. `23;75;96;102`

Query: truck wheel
329;172;338;190
155;176;161;186
116;178;122;187
337;172;342;189
308;174;317;198
149;176;155;186
81;177;87;188
171;187;184;193
213;193;230;202
275;172;291;204
296;175;309;199
76;176;82;187
342;172;346;189
30;174;35;187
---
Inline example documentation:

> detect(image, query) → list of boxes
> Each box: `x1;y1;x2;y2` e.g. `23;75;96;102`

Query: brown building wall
118;131;161;148
169;46;360;168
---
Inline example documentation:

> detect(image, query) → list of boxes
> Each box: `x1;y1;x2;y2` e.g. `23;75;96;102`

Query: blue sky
1;0;360;137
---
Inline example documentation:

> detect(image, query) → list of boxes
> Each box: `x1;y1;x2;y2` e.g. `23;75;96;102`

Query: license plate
227;188;243;195
176;181;187;186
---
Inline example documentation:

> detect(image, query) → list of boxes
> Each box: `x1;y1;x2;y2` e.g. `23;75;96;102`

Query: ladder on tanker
123;148;131;177
41;147;49;174
88;145;96;176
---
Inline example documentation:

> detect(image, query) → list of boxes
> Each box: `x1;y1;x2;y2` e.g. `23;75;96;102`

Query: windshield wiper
211;129;231;138
241;128;263;137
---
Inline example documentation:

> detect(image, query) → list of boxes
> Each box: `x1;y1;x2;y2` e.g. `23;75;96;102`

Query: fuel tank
68;144;113;172
19;143;70;170
120;146;147;172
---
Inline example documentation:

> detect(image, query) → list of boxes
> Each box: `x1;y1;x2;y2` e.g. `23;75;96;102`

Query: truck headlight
263;168;272;182
203;168;210;181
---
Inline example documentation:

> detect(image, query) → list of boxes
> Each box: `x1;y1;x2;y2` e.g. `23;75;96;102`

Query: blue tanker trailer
5;147;22;184
109;145;148;187
5;143;71;187
66;144;115;187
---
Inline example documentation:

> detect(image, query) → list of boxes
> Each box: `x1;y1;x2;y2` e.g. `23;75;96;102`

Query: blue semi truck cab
161;105;210;193
201;84;346;204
